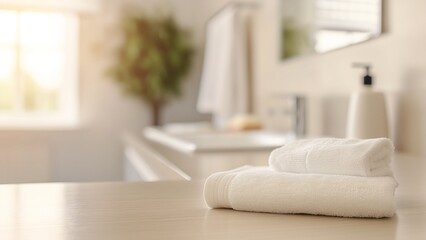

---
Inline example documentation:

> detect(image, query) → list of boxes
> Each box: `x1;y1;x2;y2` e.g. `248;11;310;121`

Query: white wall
0;0;208;183
251;0;426;155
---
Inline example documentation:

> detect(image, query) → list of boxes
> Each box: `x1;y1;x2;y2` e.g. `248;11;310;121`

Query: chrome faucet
265;94;306;137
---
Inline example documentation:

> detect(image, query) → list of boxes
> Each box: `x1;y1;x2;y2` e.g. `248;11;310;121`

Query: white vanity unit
122;133;191;182
123;123;293;181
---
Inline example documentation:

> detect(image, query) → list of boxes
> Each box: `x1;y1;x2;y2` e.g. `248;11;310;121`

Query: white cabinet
123;131;270;182
122;133;191;182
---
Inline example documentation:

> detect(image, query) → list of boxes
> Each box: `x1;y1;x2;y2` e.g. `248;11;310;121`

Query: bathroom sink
144;122;294;153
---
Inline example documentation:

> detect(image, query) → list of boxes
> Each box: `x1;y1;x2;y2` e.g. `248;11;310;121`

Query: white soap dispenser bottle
346;63;388;139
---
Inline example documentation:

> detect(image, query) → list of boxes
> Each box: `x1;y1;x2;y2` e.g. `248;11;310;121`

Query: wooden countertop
1;154;426;240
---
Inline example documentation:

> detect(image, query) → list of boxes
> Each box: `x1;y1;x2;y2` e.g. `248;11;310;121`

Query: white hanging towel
197;6;250;129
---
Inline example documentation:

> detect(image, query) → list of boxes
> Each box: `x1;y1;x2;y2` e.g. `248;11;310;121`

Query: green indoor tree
109;13;193;125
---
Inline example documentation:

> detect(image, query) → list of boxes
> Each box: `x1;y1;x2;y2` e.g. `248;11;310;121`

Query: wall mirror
280;0;384;60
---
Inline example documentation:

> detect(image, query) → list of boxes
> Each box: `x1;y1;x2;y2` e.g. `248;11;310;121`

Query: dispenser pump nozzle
353;63;373;86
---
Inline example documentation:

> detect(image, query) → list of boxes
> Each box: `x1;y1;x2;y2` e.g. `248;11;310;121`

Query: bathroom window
0;10;78;128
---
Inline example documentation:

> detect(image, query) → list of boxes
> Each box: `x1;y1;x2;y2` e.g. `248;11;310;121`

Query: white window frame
0;10;79;129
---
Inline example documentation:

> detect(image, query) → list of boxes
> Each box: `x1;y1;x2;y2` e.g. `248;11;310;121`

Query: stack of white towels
204;138;398;218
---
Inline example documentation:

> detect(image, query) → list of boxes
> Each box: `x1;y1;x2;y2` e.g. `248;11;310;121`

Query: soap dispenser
346;63;388;139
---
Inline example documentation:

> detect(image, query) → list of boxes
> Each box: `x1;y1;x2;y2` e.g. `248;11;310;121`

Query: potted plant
109;12;193;125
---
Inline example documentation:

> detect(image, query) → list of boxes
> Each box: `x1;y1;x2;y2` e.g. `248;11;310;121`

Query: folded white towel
269;138;394;177
204;166;397;218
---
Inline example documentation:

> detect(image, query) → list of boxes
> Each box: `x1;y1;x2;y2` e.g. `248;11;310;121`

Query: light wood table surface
1;154;425;240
